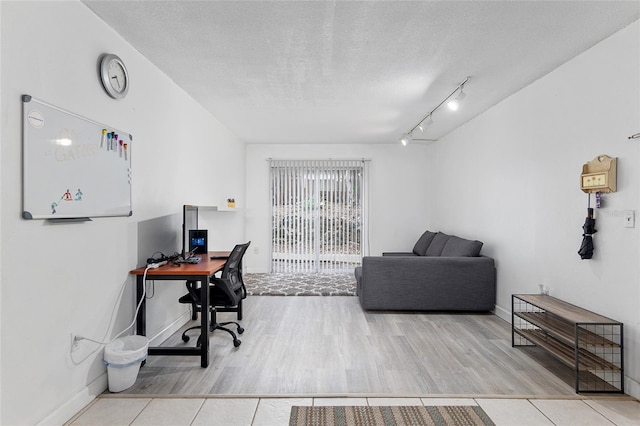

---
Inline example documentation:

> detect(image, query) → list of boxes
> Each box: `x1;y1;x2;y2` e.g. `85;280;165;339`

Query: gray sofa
354;231;496;311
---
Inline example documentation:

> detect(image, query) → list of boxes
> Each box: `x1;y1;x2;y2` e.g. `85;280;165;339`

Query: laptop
183;246;201;263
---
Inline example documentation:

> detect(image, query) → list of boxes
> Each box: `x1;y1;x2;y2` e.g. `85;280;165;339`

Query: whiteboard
22;95;132;220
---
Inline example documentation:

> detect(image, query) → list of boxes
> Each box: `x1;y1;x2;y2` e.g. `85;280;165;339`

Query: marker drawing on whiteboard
50;188;84;214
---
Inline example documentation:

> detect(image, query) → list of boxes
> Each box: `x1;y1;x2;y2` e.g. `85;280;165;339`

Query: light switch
624;210;635;228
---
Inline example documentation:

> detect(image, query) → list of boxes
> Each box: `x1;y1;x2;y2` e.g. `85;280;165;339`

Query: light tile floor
66;396;640;425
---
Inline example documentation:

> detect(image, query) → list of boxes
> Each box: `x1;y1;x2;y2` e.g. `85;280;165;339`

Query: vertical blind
270;159;368;273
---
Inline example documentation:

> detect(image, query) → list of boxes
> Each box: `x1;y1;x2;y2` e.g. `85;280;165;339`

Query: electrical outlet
624;210;635;228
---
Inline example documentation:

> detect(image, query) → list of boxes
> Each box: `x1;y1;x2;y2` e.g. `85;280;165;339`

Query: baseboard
38;373;108;425
493;303;511;323
149;309;192;346
40;311;191;425
245;267;270;273
625;376;640;400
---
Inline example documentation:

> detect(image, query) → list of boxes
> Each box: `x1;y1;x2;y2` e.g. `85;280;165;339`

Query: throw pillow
412;230;437;256
425;232;450;256
441;235;483;257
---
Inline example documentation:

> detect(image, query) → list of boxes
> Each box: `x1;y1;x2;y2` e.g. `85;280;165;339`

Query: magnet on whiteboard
28;110;44;128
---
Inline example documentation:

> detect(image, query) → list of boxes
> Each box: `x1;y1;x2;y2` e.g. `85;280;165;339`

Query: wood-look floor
123;296;576;396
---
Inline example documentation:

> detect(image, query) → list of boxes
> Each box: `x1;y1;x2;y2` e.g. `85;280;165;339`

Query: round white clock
100;54;129;99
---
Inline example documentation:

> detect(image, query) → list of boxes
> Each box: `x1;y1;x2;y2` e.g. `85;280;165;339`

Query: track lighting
416;114;434;133
447;85;466;111
400;133;413;146
399;77;470;145
424;114;434;127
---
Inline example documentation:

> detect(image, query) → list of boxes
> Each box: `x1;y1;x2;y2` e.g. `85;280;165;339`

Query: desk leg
199;274;210;367
136;275;146;336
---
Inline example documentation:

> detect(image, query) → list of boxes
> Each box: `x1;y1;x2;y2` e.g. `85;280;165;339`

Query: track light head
416;113;434;133
447;85;466;111
400;133;412;146
457;86;466;101
425;114;434;126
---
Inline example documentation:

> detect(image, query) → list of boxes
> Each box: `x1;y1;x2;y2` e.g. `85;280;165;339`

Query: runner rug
243;272;356;296
289;405;495;426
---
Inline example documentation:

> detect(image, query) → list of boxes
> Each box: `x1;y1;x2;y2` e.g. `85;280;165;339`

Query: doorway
270;159;368;273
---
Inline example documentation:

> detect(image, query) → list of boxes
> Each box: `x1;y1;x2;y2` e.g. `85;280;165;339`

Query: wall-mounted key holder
581;155;617;193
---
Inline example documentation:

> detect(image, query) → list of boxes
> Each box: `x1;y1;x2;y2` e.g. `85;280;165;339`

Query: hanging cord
70;266;152;363
79;267;150;344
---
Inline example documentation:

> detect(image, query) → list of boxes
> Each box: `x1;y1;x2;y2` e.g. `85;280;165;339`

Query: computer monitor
189;229;208;254
182;205;198;258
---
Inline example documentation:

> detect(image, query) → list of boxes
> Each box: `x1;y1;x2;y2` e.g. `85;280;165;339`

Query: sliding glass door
270;159;368;273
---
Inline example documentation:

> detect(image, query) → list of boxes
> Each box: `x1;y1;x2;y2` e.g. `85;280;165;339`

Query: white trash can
103;335;149;392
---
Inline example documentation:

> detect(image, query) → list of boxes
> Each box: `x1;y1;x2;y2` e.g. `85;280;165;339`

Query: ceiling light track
400;77;470;146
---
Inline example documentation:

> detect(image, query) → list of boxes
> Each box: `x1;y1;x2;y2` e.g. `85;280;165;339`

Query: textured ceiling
83;1;640;144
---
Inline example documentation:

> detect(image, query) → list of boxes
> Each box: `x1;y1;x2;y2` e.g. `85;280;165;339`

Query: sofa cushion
425;232;450;256
412;230;437;256
441;235;483;257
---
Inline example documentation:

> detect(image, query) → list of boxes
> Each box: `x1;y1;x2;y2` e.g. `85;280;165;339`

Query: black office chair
178;241;251;348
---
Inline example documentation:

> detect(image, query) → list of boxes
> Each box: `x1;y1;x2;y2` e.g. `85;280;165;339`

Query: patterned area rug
289;406;495;426
243;272;356;296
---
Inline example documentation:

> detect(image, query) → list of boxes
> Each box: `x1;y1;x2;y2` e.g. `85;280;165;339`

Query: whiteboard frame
22;95;133;220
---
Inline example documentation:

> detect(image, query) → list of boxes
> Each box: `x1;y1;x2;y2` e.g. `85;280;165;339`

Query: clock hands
111;75;121;90
101;54;128;98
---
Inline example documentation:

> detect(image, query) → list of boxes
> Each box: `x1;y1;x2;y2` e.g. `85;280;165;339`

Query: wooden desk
129;251;229;367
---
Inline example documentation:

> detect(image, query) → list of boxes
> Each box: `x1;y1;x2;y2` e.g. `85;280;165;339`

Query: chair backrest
213;241;250;302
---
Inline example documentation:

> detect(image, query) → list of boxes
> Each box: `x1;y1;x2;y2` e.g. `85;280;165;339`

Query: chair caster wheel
237;327;244;334
233;339;241;347
182;335;190;343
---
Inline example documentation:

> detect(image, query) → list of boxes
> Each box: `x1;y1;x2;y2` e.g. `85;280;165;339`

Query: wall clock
100;54;129;99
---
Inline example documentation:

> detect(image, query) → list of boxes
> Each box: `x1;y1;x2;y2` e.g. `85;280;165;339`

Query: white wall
429;21;640;397
0;4;4;422
244;144;432;273
3;4;637;423
0;2;245;424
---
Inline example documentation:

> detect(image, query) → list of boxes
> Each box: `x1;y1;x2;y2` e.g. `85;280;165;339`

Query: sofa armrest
358;255;496;311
